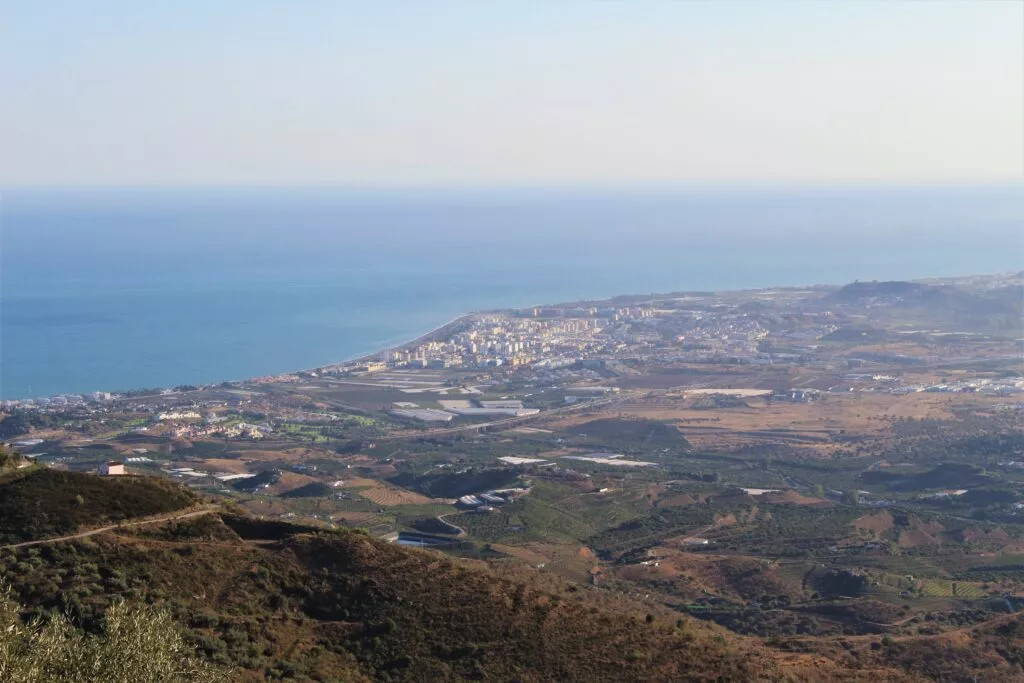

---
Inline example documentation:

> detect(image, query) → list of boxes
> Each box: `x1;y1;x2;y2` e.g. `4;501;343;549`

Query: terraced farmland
449;509;525;542
918;579;990;599
358;483;435;506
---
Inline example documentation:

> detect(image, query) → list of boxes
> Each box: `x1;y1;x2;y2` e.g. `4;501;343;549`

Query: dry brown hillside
0;508;924;682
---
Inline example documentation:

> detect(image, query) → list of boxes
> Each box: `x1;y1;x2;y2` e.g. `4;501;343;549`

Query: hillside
0;468;195;545
4;472;1024;680
825;281;931;303
0;507;922;682
820;280;1023;332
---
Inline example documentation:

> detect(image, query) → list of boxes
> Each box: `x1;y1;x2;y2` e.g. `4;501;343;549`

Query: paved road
0;506;219;550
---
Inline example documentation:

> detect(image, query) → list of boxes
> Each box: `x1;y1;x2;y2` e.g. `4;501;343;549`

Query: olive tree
0;586;224;683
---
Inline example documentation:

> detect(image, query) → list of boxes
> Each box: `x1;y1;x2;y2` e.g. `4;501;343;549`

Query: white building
100;461;126;476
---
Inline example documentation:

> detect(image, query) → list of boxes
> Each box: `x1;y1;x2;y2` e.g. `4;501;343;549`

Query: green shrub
0;585;225;682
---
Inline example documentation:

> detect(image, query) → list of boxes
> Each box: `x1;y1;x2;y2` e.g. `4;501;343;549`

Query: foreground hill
1;470;1022;679
0;468;195;545
7;472;1021;680
0;505;922;682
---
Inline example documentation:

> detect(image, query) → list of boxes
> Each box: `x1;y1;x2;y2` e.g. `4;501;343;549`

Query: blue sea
2;186;1022;399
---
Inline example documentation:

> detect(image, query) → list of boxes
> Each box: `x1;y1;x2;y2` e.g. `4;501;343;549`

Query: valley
2;273;1023;680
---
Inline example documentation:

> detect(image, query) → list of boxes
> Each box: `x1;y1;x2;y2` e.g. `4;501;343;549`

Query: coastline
305;313;477;371
134;313;479;401
0;313;482;403
154;269;1023;392
4;269;1018;402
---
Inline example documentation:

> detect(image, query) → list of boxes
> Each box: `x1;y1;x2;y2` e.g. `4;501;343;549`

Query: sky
1;1;1022;187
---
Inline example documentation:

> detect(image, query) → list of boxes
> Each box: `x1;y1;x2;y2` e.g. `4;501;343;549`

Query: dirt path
436;513;467;537
0;506;220;550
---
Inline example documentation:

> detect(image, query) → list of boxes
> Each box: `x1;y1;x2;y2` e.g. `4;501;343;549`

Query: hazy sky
2;1;1022;186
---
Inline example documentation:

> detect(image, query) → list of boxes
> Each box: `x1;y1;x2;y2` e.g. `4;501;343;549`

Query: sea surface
2;186;1022;399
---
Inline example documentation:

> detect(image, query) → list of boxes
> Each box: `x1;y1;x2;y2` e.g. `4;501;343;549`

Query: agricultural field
561;391;1003;455
3;273;1022;671
344;478;437;506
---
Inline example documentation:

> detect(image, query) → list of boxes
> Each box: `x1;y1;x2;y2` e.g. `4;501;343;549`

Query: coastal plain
3;272;1024;680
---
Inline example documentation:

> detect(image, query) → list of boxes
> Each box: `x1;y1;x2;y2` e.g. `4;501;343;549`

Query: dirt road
0;506;219;550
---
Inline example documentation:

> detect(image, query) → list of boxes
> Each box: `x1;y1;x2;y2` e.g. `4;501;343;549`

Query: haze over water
2;186;1021;399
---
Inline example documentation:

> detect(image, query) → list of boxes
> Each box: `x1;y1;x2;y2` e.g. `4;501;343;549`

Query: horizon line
3;180;1023;194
